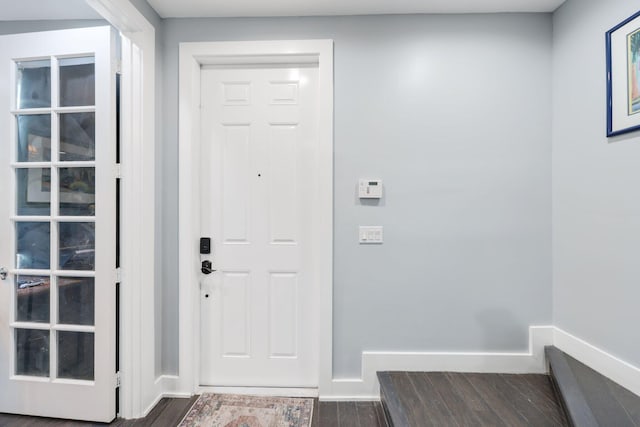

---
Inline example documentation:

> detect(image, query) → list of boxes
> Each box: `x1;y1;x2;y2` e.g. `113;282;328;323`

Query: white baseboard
197;386;318;398
320;326;554;400
552;327;640;397
154;325;640;404
141;391;165;418
140;375;193;418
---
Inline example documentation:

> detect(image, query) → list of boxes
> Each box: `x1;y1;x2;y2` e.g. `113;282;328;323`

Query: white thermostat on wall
359;179;383;199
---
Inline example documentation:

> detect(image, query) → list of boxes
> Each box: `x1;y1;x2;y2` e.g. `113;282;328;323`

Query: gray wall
0;20;106;35
552;0;640;367
160;13;553;377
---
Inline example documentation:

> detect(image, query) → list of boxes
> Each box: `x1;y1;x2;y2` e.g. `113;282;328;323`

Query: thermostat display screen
359;179;383;199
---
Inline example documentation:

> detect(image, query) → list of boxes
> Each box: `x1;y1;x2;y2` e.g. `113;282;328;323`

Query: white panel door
200;66;319;387
0;27;117;422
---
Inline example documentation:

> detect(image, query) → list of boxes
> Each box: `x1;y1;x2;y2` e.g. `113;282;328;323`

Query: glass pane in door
16;114;51;162
16;222;50;270
15;275;50;323
58;277;94;326
15;329;50;377
59;168;95;216
58;331;94;380
59;222;95;271
59;113;95;161
16;60;51;109
16;168;51;216
59;57;95;107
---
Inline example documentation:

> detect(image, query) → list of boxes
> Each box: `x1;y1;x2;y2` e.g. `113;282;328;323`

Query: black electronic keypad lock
200;237;211;254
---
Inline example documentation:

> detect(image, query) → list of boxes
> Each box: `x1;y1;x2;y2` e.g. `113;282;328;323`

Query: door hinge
115;268;122;283
115;371;121;388
116;59;122;75
115;164;122;179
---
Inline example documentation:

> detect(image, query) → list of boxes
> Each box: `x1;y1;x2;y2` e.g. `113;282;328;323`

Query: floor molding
139;375;192;418
141;391;165;418
197;386;318;398
553;327;640;397
320;326;554;400
160;326;640;403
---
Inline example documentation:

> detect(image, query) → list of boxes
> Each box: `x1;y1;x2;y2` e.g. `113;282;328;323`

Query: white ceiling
0;0;102;20
0;0;566;21
147;0;566;18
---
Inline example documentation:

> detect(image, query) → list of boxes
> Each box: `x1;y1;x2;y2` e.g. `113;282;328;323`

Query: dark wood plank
546;347;599;427
0;414;31;427
337;402;360;427
500;374;566;426
311;398;319;427
150;396;198;427
464;373;529;427
355;402;379;427
0;414;110;427
493;374;561;427
606;378;640;426
566;354;636;426
390;372;434;425
318;402;339;427
378;372;410;427
445;373;507;426
425;372;483;427
0;397;197;427
373;401;388;427
406;372;459;427
130;397;171;426
522;374;565;409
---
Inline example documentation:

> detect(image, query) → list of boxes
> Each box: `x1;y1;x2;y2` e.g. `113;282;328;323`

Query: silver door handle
0;267;7;280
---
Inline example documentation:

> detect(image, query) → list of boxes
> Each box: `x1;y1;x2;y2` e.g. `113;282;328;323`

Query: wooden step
546;346;640;426
378;371;567;426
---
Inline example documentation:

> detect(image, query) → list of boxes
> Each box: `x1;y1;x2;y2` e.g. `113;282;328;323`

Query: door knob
0;267;7;280
201;260;215;275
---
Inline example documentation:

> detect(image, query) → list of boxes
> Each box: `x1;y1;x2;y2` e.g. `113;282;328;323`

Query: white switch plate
359;179;383;199
359;226;383;244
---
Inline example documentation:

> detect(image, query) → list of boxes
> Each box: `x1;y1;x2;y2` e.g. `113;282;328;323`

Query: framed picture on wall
606;10;640;137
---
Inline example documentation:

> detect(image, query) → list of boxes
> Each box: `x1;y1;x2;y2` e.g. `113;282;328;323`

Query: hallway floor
0;398;386;426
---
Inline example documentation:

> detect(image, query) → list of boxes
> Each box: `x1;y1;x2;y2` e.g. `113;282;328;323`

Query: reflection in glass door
13;56;97;382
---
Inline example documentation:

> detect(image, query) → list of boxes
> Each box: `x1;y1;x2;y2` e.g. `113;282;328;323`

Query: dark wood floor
0;398;385;427
318;401;387;427
547;346;640;427
0;372;572;427
379;372;569;426
0;397;199;427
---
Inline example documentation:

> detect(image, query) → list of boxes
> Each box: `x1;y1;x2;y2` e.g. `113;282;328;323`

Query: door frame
178;40;334;395
86;0;159;419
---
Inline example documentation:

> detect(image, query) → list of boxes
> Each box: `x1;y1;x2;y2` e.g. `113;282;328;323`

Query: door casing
178;40;334;395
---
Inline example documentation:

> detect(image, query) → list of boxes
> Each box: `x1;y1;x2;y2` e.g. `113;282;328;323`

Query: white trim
142;376;192;417
197;387;319;398
86;0;158;420
141;376;192;417
178;40;334;396
86;0;150;33
320;326;554;400
553;327;640;397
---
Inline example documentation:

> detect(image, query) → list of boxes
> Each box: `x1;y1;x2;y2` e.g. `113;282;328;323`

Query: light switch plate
359;226;383;244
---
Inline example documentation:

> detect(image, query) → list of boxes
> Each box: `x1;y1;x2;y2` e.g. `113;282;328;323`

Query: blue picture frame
606;9;640;137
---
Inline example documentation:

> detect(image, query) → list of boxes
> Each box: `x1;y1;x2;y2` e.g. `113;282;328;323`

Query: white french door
199;66;319;388
0;27;118;422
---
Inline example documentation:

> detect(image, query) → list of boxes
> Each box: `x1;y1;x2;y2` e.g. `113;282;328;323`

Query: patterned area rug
178;394;314;427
